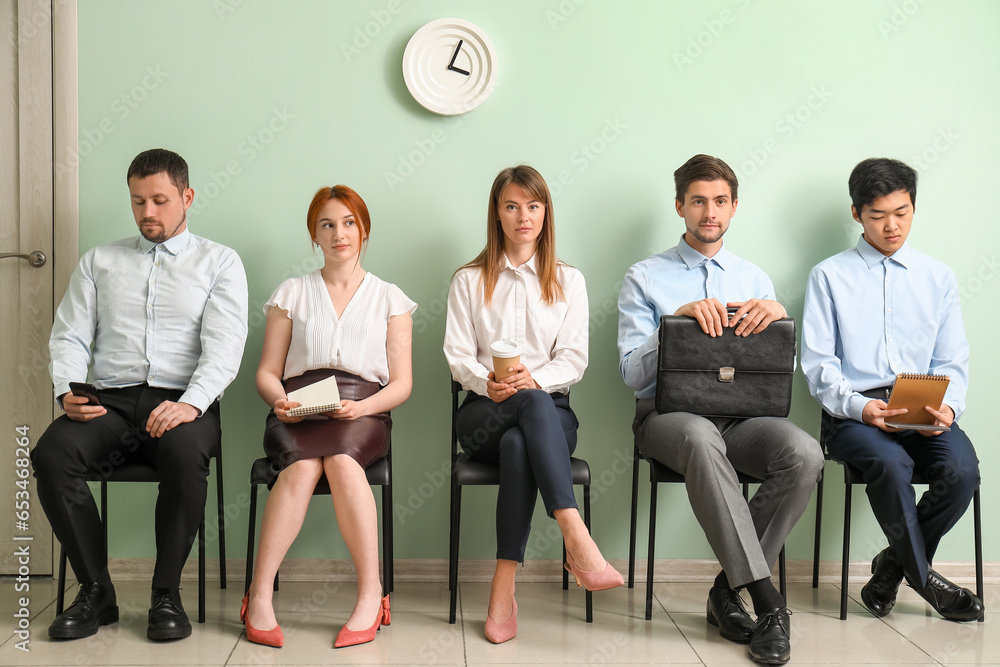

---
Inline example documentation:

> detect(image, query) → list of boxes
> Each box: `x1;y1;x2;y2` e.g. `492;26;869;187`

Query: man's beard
140;210;186;243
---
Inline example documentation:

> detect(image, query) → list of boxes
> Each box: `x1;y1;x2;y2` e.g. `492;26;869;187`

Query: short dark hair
848;158;917;213
673;154;738;202
126;148;189;192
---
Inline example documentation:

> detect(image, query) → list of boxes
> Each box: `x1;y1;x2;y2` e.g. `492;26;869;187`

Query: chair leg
645;481;658;621
583;482;593;624
778;546;787;602
381;483;391;598
448;483;462;624
628;450;640;589
840;480;852;621
198;517;206;624
562;542;569;590
812;468;824;588
215;451;226;590
974;486;983;622
244;482;258;595
56;547;67;615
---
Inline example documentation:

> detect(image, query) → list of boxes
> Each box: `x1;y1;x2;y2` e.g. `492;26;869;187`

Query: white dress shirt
802;236;969;422
49;230;249;414
266;271;417;384
444;255;589;397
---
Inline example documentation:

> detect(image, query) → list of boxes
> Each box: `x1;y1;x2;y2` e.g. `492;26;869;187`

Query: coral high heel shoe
240;595;284;648
484;598;517;644
334;595;390;648
564;551;624;591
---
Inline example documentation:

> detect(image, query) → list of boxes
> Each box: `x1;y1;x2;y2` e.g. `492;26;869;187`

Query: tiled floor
0;577;995;666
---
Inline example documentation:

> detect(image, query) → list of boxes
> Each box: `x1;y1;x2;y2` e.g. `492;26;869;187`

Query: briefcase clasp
719;367;735;382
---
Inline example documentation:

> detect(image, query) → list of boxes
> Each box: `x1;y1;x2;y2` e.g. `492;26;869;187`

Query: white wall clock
402;18;498;116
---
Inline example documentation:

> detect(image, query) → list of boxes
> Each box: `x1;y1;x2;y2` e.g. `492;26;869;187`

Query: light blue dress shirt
617;236;776;399
801;236;969;422
49;229;249;414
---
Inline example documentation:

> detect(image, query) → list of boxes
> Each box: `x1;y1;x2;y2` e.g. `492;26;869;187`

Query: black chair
56;448;227;624
628;445;788;620
448;380;594;624
812;411;984;621
243;444;393;597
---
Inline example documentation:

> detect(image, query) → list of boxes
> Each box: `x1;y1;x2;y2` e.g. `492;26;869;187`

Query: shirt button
888;337;893;342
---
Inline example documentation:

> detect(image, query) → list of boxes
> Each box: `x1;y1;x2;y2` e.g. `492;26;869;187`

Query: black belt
860;386;893;400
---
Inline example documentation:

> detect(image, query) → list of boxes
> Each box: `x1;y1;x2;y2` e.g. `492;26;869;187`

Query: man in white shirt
31;149;248;641
618;155;823;665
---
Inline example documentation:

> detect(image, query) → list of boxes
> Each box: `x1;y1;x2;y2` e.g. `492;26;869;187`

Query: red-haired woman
444;165;623;644
241;186;414;649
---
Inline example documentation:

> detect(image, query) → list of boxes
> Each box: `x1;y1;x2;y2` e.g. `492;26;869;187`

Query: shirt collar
504;252;538;274
676;234;734;271
855;234;912;269
138;228;192;256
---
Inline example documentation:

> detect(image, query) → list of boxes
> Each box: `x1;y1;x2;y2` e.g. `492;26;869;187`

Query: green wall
77;0;1000;565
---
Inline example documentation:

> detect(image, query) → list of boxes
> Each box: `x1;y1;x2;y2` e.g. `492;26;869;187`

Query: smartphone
69;381;102;406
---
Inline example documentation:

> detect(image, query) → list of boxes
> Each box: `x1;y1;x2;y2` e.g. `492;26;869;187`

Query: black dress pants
455;389;579;562
824;412;979;584
31;384;220;588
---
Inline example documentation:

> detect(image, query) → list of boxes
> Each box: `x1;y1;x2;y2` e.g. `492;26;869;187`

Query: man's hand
726;299;787;336
146;400;200;438
861;399;908;433
919;404;954;437
486;371;517;403
273;398;304;424
61;392;107;422
674;298;729;336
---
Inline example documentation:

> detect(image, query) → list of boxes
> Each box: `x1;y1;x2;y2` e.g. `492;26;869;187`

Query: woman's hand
273;398;304;424
486;371;517;403
330;399;368;421
500;363;538;392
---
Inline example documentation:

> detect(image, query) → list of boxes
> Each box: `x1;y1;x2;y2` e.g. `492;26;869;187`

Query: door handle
0;251;46;267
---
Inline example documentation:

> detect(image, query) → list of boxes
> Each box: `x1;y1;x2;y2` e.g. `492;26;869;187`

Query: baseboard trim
103;558;1000;586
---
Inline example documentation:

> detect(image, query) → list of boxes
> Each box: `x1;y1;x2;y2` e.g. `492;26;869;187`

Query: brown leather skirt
263;369;391;483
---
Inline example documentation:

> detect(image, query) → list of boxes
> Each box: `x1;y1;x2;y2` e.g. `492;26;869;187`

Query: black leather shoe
908;569;985;622
860;547;904;617
147;588;192;640
706;585;754;643
747;607;791;665
49;581;119;639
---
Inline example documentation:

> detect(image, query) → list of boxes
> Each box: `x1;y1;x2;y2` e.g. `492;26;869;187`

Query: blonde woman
444;165;623;644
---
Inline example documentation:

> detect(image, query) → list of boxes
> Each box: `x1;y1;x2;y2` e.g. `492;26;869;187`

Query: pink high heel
240;595;284;648
334;595;390;648
485;598;517;644
564;551;624;591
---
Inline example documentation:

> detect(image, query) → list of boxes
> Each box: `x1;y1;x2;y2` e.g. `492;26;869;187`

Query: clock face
402;18;498;116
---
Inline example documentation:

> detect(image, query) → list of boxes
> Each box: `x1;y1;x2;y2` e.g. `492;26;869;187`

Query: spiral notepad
884;373;951;431
285;375;341;417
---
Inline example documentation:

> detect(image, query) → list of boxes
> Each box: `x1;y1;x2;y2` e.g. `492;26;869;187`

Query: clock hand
447;39;471;76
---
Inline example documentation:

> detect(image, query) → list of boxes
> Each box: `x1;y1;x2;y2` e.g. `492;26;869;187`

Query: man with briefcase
617;154;823;666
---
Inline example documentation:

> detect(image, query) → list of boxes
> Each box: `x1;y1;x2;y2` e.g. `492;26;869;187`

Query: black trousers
455;389;578;562
823;412;979;584
31;384;220;589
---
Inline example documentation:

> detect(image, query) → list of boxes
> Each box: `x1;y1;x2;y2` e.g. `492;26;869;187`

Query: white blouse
444;254;589;397
265;271;417;384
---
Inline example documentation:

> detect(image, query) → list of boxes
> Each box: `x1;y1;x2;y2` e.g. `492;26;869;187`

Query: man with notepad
802;157;983;622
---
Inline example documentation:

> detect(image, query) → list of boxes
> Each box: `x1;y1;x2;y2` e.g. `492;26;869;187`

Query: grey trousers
634;399;824;588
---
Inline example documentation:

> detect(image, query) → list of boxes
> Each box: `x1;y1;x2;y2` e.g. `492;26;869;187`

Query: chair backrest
450;379;463;462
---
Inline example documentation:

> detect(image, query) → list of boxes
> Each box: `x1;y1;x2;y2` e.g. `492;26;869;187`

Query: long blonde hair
462;165;565;305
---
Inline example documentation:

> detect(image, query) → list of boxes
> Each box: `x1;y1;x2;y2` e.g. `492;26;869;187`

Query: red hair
306;185;371;244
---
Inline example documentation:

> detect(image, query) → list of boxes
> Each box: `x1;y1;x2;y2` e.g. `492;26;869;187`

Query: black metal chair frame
56;448;226;624
812;412;984;621
243;443;393;598
448;380;594;624
628;444;787;620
